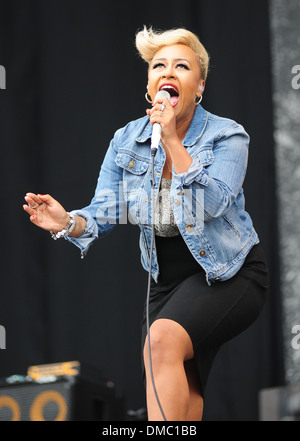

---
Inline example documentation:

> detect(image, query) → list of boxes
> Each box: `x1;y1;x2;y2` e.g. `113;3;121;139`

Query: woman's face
147;44;205;124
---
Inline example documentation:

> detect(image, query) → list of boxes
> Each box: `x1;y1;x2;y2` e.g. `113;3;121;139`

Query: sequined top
154;178;180;237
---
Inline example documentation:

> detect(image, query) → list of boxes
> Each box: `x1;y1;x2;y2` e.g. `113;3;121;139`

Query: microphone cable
145;150;167;422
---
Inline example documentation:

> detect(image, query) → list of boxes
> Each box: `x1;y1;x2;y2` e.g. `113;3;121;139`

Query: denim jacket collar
135;104;209;147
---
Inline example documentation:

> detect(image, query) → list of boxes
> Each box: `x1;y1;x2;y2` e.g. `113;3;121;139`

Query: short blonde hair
135;26;210;81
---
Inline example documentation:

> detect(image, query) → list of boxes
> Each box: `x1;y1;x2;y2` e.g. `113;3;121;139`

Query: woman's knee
143;319;194;367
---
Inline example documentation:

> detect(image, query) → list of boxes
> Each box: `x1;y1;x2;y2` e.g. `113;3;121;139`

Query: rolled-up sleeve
64;209;99;257
172;158;209;189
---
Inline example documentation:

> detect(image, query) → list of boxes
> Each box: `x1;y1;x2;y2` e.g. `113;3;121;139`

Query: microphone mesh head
154;90;171;101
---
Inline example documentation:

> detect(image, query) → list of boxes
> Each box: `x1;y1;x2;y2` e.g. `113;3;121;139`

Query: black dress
141;233;269;396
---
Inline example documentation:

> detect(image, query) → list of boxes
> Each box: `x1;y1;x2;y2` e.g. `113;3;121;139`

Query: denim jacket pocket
115;151;149;175
223;215;241;238
115;151;150;226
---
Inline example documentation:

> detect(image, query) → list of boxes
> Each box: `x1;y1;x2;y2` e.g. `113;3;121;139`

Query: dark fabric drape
0;0;284;420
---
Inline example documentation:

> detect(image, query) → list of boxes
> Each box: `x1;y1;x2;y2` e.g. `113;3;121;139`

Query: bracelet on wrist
50;213;76;240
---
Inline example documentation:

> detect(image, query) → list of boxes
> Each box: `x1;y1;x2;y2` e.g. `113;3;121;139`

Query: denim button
199;249;206;257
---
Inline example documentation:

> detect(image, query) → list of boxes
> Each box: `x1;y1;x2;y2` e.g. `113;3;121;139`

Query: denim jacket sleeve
65;128;126;256
172;123;249;221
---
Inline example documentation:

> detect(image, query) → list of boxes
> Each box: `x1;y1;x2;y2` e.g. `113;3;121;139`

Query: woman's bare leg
185;359;204;421
143;318;196;421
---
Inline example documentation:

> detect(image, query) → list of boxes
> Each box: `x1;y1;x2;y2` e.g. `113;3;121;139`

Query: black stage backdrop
0;0;284;420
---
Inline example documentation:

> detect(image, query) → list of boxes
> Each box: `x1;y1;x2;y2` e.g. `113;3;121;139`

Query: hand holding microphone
146;90;173;156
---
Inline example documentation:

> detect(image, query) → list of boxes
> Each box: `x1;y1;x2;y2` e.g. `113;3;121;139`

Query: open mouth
159;84;179;107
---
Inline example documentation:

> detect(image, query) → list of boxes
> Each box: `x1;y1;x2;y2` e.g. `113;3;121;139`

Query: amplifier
0;361;124;421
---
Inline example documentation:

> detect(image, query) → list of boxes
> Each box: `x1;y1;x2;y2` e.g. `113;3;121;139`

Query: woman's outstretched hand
23;193;70;232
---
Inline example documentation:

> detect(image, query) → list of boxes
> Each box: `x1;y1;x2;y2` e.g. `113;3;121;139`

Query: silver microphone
151;90;171;156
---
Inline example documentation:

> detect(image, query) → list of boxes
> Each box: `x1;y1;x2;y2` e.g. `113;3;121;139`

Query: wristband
50;213;76;240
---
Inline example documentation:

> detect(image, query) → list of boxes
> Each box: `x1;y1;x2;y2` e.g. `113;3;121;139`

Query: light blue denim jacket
66;105;259;285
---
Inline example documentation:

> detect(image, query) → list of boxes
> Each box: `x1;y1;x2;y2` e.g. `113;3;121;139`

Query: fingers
147;104;165;123
23;193;50;222
152;95;170;108
23;203;35;216
148;96;172;117
24;193;54;207
23;203;39;224
152;98;171;116
147;100;174;134
24;193;43;208
23;192;67;231
37;193;52;204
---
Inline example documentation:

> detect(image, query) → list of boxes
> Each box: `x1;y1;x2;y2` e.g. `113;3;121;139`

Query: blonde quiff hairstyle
135;26;210;81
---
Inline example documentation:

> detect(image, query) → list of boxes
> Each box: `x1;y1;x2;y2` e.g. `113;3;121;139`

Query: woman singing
23;27;269;421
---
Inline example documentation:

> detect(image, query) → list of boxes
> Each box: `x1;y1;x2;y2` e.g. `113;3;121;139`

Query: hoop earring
145;92;153;104
194;95;203;105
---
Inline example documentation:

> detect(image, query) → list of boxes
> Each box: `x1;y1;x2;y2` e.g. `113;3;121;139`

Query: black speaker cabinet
259;384;300;421
0;368;124;421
